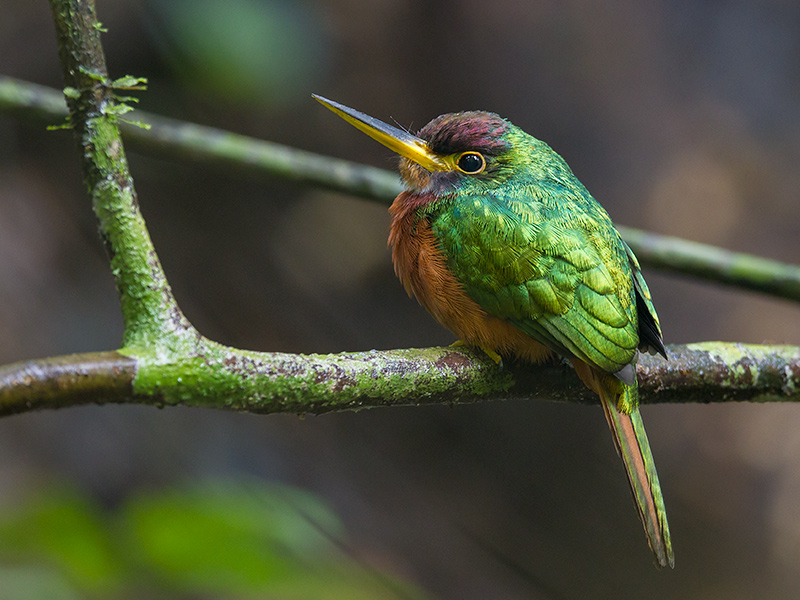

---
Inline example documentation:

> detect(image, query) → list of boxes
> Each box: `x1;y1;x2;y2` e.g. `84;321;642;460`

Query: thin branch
0;75;401;202
2;74;799;303
619;227;800;303
48;0;192;352
1;343;798;417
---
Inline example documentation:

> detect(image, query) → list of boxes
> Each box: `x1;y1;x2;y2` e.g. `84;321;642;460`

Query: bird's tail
598;378;674;568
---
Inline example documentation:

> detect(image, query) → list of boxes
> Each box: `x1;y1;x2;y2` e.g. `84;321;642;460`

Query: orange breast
388;192;553;365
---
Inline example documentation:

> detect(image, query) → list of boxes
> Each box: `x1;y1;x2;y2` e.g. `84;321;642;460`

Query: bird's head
313;95;544;196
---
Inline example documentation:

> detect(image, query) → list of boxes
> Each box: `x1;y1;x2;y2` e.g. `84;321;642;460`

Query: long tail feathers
599;382;674;568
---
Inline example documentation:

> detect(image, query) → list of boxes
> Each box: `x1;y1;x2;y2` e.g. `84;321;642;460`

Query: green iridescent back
425;126;658;375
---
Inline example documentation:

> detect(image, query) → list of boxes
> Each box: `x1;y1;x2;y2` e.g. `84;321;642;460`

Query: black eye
456;151;486;174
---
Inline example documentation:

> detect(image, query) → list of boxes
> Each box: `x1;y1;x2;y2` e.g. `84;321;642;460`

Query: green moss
688;341;768;365
124;340;514;415
686;342;800;390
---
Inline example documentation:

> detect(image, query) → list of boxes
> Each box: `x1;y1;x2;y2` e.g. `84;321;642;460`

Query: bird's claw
450;340;505;369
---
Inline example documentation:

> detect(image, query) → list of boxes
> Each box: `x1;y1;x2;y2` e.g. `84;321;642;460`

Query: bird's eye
456;151;486;174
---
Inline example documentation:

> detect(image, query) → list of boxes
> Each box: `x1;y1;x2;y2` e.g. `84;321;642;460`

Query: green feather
603;383;674;568
429;126;641;375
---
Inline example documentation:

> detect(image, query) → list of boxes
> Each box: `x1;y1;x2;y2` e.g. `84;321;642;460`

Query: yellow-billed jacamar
314;94;673;568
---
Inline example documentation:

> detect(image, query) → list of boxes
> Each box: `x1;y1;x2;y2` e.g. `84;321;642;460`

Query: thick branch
0;352;136;415
1;342;798;418
2;75;799;303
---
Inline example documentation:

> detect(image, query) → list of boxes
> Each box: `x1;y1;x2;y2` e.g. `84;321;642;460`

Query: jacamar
314;94;673;568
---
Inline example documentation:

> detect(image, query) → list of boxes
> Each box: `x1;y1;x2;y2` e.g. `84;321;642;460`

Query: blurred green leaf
0;481;431;600
0;486;123;594
122;483;334;593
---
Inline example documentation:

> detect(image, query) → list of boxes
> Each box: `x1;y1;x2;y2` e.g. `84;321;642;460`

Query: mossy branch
2;343;799;418
48;0;193;354
0;0;797;418
2;73;800;303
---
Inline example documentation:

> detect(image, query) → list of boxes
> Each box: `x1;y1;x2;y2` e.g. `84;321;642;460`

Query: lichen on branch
1;342;799;418
49;0;192;353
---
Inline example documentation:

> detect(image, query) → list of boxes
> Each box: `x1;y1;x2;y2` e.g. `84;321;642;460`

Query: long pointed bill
313;94;448;172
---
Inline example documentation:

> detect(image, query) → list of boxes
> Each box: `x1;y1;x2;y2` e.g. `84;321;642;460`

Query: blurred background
2;0;800;597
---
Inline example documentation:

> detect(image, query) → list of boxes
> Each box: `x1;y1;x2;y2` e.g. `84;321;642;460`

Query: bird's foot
450;341;505;369
478;345;505;369
481;347;504;366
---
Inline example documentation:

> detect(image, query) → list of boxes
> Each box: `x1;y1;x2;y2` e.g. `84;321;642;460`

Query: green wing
431;187;641;374
623;240;667;357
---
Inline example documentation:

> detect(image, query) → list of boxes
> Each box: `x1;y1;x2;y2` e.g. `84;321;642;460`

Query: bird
313;94;673;568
